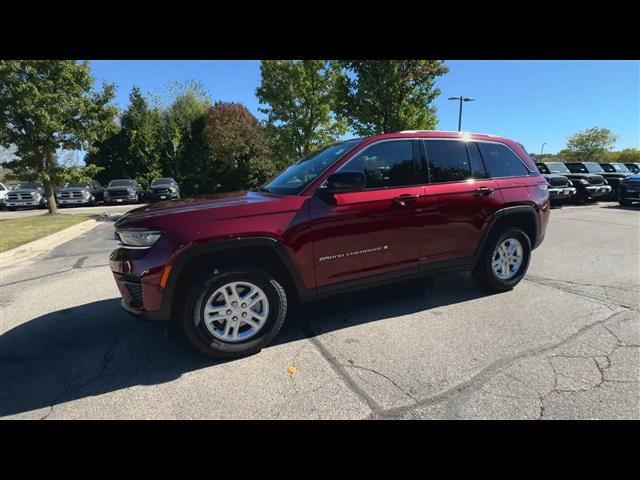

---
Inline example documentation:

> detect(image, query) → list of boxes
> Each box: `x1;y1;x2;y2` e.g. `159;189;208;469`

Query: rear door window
478;143;530;178
424;140;478;183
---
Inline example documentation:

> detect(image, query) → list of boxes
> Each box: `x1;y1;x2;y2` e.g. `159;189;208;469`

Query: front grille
8;193;33;200
61;191;84;198
548;177;568;187
588;175;604;185
152;188;170;194
124;282;143;308
109;189;130;197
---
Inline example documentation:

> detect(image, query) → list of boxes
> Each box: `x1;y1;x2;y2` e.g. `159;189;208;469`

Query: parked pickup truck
104;179;144;204
617;172;640;206
535;163;575;204
597;162;634;198
56;180;105;207
546;162;611;203
624;163;640;174
4;182;49;211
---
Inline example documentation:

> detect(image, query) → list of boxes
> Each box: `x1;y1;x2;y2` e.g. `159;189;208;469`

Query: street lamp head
448;96;461;100
463;97;474;102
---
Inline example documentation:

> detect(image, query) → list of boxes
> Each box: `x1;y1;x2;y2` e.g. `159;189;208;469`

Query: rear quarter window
478;143;530;178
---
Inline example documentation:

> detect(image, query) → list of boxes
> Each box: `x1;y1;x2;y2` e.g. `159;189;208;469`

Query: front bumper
110;243;174;323
57;198;92;205
4;200;40;208
620;186;640;201
583;185;611;198
548;187;575;201
105;195;138;203
149;192;178;202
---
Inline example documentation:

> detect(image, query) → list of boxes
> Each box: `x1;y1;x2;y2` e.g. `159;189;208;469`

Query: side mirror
321;171;366;194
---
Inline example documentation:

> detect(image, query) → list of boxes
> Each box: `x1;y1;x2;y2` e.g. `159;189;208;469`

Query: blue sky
90;60;639;155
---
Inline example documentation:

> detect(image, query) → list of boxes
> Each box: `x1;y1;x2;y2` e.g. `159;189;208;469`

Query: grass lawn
0;214;94;253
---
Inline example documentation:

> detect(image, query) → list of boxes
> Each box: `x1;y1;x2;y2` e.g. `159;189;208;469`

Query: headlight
55;192;62;198
578;179;589;185
116;229;162;248
33;192;42;199
82;190;91;198
127;188;135;193
169;187;176;193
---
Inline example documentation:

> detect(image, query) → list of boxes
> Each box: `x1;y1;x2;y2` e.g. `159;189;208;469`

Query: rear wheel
181;264;288;359
472;227;531;292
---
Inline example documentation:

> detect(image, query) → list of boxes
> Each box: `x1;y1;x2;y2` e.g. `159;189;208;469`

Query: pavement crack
344;364;417;402
39;322;136;420
375;308;629;419
300;323;382;416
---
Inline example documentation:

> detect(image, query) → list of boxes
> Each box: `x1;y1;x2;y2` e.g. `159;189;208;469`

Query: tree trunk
44;149;58;215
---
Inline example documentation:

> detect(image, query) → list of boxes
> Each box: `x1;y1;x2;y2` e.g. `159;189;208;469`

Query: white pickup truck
0;183;8;207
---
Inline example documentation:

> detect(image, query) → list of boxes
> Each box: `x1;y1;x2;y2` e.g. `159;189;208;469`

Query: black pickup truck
535;163;576;204
565;162;629;200
545;162;611;203
597;163;634;198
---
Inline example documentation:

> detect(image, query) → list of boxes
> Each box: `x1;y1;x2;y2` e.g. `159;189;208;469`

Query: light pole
540;142;547;160
448;96;474;131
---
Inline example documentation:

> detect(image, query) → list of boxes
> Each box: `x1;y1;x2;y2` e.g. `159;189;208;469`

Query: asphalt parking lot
0;202;638;419
0;203;145;220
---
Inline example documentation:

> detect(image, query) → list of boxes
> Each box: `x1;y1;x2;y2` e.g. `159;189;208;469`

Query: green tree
203;102;277;192
162;82;212;195
333;60;449;136
606;148;640;164
564;127;618;162
0;60;117;214
86;87;165;189
257;60;346;167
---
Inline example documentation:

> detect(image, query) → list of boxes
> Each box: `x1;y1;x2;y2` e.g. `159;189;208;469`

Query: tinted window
536;163;551;174
341;141;415;189
478;143;529;178
600;164;615;172
424;140;474;183
468;142;488;179
584;162;604;173
108;180;137;187
612;163;629;173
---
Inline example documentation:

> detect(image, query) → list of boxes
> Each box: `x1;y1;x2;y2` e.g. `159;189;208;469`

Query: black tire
181;264;288;359
472;227;531;292
618;187;633;207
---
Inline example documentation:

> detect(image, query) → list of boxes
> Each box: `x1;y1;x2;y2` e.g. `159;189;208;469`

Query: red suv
110;131;550;358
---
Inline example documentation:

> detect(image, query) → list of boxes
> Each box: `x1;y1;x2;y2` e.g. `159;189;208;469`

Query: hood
542;173;570;186
9;188;42;195
107;185;136;191
149;184;175;191
600;172;633;178
59;186;90;192
115;190;285;228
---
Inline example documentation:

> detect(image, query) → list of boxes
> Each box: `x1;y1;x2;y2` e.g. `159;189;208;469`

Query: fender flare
163;237;309;307
473;205;540;258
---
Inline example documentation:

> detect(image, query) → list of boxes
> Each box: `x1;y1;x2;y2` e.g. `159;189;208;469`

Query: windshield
546;162;570;174
152;178;174;186
612;163;630;172
109;180;136;187
584;162;604;173
17;182;43;190
261;140;361;195
67;183;91;188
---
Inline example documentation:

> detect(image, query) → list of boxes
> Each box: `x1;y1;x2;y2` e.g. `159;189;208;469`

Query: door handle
393;194;420;206
474;187;493;197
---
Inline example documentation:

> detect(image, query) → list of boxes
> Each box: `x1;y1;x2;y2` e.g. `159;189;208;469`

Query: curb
0;219;102;269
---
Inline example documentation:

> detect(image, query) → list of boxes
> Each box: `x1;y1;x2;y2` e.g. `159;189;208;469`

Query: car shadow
0;271;494;418
602;204;639;211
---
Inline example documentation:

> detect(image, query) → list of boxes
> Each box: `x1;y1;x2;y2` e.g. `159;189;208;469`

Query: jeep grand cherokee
110;131;550;358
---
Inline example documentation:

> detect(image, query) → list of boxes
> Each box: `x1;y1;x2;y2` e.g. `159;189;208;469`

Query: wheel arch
165;238;308;321
474;206;539;258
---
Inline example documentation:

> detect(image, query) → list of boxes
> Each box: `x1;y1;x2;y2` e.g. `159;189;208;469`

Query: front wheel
181;264;288;359
472;227;531;292
618;187;633;206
